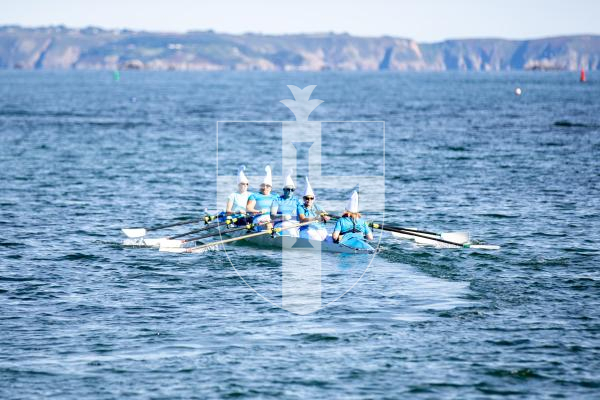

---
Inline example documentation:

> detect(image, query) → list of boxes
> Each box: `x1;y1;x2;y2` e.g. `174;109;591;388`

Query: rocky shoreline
2;25;599;71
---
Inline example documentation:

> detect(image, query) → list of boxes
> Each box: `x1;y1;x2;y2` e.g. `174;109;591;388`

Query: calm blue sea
1;71;599;398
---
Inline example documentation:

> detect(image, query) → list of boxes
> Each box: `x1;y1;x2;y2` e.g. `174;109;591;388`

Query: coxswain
332;190;373;243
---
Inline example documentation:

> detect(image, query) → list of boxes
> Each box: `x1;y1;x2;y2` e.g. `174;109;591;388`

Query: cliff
1;25;598;71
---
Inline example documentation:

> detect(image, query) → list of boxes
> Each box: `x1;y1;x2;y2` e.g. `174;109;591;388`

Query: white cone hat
237;165;249;184
263;165;272;186
345;190;359;213
303;177;315;197
284;168;295;188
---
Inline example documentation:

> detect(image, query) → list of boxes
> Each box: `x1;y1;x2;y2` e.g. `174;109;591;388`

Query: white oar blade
122;228;147;238
158;239;199;252
414;236;461;248
440;231;470;244
159;239;185;249
468;244;501;250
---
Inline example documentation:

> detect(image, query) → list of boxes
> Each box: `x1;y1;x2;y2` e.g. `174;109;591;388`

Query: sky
1;0;599;42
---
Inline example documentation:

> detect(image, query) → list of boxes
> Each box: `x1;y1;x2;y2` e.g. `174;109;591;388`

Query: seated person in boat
246;165;277;231
332;190;374;243
270;169;301;237
297;177;330;241
224;165;252;224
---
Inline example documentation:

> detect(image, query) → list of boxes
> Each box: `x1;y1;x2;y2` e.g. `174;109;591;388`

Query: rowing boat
220;229;376;254
123;219;376;253
121;213;500;253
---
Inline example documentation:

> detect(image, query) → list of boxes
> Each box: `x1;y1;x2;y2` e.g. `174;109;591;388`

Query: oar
370;222;442;237
160;221;252;249
326;214;443;237
331;214;467;242
121;218;205;238
388;230;470;244
371;224;499;250
122;216;241;248
167;217;241;240
161;220;316;253
327;214;497;249
121;209;225;238
160;217;285;249
368;222;470;244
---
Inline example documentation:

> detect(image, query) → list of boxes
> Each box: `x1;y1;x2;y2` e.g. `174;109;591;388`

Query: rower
297;177;330;241
332;190;373;243
270;169;301;237
246;165;277;231
224;165;252;224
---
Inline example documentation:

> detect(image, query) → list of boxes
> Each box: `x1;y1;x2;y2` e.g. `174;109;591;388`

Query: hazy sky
1;0;599;42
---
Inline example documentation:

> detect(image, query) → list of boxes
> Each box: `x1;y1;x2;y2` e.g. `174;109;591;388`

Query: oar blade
158;239;186;249
414;236;461;248
440;231;470;244
122;228;147;238
158;238;200;251
468;244;501;250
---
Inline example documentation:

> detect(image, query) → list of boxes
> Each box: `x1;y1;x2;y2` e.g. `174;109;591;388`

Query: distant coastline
1;25;598;71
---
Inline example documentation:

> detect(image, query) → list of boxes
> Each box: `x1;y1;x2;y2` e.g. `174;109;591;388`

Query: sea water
1;71;599;398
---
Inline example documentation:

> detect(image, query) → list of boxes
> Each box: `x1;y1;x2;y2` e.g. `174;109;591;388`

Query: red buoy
580;68;586;82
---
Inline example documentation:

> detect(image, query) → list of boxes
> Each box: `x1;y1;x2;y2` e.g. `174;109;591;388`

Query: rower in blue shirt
224;165;252;224
271;169;301;237
246;165;278;231
297;177;330;240
332;190;374;244
208;165;251;225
